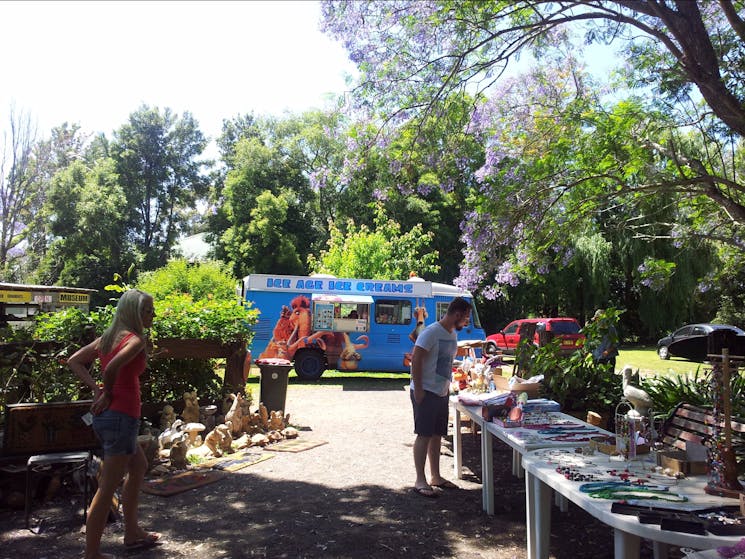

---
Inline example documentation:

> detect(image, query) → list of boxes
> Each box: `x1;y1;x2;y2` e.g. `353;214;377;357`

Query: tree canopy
321;0;745;326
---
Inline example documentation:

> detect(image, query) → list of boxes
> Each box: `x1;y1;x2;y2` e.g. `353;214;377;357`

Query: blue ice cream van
240;273;485;380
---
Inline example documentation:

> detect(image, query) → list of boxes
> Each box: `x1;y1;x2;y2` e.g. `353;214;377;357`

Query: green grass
242;347;706;387
245;365;410;390
617;346;708;377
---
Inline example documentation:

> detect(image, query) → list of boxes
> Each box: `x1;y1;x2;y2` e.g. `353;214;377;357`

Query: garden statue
216;422;234;453
199;404;218;432
242;410;264;434
202;426;225;457
225;393;244;435
169;433;189;469
182;422;206;447
182;391;200;423
282;426;299;439
159;404;177;430
621;365;652;418
259;403;269;430
269;410;289;431
158;419;184;449
232;432;252;449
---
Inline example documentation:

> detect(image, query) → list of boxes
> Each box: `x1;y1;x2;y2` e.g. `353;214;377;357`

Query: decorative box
656;450;707;475
492;374;542;397
491;417;523;428
589;435;650;455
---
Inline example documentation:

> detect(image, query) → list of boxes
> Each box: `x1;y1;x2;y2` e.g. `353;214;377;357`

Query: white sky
0;0;621;153
0;0;357;144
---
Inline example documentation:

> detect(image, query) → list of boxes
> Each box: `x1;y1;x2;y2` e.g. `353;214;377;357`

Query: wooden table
521;448;743;559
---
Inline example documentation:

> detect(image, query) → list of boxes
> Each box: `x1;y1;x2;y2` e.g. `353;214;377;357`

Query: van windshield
470;303;482;329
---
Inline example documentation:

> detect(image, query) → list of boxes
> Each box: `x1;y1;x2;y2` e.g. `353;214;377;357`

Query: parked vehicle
483;317;585;356
240;273;485;380
657;323;745;360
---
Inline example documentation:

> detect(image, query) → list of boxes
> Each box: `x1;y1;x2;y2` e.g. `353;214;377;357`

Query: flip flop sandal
431;480;459;489
412;486;439;499
124;532;162;552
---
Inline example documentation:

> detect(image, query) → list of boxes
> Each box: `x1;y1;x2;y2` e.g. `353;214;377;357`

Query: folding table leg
453;407;463;480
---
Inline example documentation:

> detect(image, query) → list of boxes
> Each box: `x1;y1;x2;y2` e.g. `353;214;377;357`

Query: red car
484;317;585;356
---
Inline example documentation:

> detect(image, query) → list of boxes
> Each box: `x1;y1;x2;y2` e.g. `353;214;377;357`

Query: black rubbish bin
257;362;292;413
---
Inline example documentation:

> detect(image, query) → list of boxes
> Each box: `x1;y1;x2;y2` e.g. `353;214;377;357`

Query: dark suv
484;317;585;356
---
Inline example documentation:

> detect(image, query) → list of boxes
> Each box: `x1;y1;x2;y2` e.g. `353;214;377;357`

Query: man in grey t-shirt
410;297;471;498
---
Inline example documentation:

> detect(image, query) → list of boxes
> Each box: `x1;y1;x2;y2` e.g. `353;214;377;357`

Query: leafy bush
521;338;623;415
641;367;745;420
144;359;225;404
136;259;238;302
0;262;258;406
151;293;257;343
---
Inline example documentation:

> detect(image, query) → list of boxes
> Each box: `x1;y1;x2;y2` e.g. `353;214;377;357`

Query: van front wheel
294;350;326;381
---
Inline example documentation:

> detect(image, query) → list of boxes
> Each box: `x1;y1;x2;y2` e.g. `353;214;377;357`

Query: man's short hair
447;297;472;315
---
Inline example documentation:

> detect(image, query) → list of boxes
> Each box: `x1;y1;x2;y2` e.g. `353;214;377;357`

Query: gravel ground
0;377;682;558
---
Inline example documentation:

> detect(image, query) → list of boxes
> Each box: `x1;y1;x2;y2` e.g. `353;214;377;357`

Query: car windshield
550;321;580;334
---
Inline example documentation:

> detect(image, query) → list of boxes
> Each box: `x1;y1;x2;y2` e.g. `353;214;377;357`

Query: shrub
641;366;745;420
0;262;258;407
521;338;622;416
150;293;257;343
136;259;237;302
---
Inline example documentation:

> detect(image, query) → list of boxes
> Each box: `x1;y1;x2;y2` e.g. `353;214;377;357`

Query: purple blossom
480;285;503;300
454;264;484;291
309;168;330;190
495;261;520;287
417;182;435;196
697;282;712;293
373;188;388;201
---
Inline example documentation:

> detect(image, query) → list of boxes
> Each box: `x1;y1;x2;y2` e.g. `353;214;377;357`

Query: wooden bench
660;402;745;452
1;400;99;527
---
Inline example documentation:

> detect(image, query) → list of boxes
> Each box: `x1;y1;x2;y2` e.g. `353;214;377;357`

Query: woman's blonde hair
100;289;152;354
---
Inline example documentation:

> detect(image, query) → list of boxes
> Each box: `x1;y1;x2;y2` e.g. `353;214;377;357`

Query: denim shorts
410;389;449;437
92;409;140;456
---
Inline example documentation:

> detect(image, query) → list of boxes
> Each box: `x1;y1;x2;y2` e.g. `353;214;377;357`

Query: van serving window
311;293;372;333
375;299;412;325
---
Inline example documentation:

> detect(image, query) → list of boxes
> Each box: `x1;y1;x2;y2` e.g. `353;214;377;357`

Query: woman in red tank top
68;289;161;558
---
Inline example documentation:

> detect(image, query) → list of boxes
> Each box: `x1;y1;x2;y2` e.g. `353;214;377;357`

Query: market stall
522;448;743;559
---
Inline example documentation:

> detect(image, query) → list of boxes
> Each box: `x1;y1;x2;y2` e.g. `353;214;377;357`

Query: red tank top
99;332;146;418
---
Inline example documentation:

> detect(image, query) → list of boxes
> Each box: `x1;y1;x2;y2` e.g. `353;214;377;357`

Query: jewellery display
706;350;744;498
534;449;688;491
530;442;745;540
579;480;688;503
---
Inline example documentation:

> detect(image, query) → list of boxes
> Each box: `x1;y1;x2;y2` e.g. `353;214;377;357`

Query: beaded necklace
579;481;688;502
